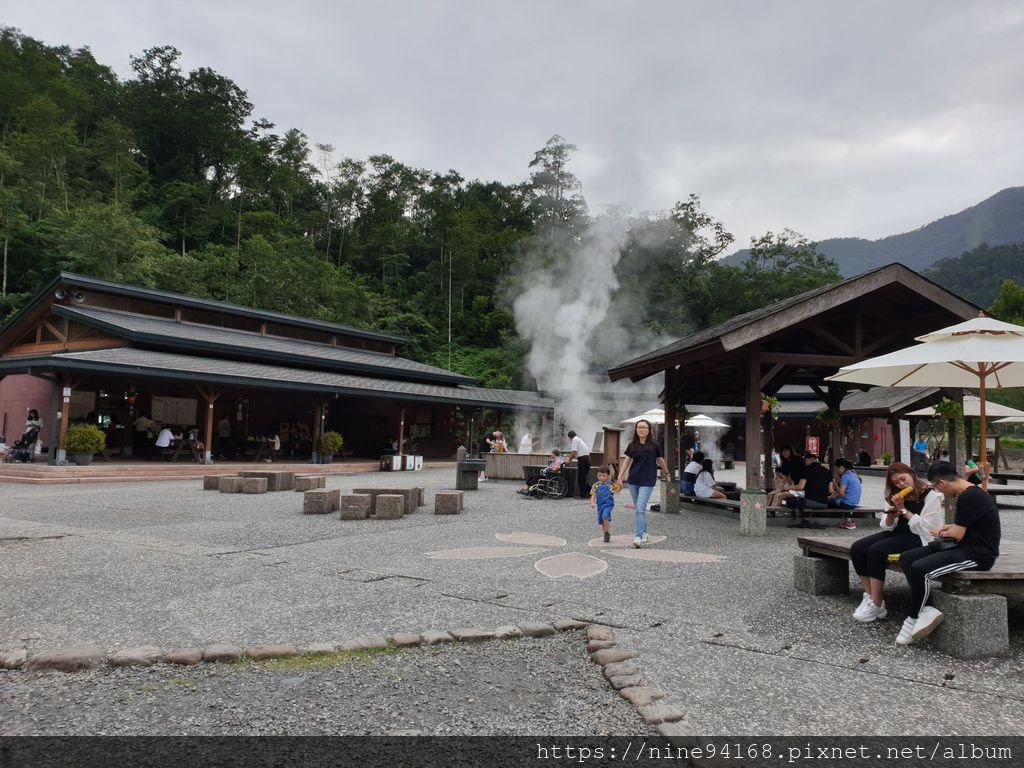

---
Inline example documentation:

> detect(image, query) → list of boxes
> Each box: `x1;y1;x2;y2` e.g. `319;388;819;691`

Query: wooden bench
794;536;1024;658
987;487;1024;507
991;472;1024;485
680;496;881;528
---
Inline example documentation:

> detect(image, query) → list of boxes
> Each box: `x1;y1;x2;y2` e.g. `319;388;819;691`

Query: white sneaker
641;533;649;544
852;592;871;619
895;617;917;645
854;599;887;622
633;536;642;548
911;606;945;641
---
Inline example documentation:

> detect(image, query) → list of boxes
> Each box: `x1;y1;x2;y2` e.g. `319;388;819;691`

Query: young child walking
591;466;620;543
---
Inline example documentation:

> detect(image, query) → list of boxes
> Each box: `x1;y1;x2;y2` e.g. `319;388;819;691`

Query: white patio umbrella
906;395;1024;419
622;408;666;424
995;416;1024;424
684;414;730;428
828;316;1024;488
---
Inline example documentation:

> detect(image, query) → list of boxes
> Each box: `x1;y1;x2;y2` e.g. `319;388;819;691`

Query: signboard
151;396;199;426
899;419;911;464
805;435;820;457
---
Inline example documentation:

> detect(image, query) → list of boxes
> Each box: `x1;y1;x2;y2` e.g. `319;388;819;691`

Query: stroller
4;426;40;463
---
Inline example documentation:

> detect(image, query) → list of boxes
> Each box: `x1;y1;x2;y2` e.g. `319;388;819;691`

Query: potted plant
319;431;343;463
815;408;841;428
760;393;781;420
933;398;963;422
65;424;106;465
880;451;894;466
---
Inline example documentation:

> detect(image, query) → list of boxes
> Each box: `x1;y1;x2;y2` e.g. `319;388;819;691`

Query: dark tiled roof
54;271;406;345
23;348;552;411
608;263;982;379
55;305;474;386
840;386;941;416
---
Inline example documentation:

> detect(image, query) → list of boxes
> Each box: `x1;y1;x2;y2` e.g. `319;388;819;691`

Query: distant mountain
724;186;1024;277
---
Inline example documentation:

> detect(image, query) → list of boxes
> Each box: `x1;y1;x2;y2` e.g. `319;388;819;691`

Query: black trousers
576;456;591;498
850;530;921;581
900;545;986;619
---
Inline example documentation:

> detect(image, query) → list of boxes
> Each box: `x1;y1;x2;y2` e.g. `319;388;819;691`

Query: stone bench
340;493;371;520
352;487;421;516
794;535;1024;658
203;475;221;491
218;476;267;494
294;475;326;491
434;491;464;515
303;488;340;514
240;471;294;492
375;494;405;520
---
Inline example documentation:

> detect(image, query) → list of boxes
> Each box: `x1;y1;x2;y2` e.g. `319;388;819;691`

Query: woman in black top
615;419;670;549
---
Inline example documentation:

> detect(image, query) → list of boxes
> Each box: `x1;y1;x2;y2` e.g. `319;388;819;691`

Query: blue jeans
627;483;654;537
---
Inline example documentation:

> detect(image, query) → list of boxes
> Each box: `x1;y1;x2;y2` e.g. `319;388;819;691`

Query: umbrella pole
979;373;988;491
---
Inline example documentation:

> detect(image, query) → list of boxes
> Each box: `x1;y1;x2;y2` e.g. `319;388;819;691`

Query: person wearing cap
829;458;863;529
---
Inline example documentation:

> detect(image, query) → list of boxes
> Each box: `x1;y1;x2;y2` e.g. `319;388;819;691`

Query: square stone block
303;488;335;514
218;476;243;493
340;494;371;520
375;494;405;520
434;491;463;515
740;490;767;537
276;472;295;491
203;475;221;491
416;487;425;507
240;477;267;494
792;554;849;595
352;488;381;515
402;488;418;515
294;475;325;491
930;590;1009;659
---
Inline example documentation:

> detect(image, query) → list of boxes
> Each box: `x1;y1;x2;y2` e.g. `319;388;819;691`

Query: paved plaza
2;466;1023;735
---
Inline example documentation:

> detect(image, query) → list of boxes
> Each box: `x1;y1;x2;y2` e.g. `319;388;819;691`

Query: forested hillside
923;243;1024;307
0;29;911;389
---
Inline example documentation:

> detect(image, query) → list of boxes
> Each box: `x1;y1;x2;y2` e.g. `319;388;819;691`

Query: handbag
929;537;959;551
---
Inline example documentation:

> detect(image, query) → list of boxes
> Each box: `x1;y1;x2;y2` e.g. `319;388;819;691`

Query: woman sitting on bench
849;462;942;623
694;459;726;500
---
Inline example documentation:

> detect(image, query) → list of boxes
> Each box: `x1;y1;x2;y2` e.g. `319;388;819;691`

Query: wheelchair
520;470;566;499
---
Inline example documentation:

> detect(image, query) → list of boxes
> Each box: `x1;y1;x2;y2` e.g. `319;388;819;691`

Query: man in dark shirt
783;451;832;527
896;463;1001;646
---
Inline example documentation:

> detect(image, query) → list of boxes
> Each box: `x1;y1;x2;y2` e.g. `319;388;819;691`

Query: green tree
989;279;1024;325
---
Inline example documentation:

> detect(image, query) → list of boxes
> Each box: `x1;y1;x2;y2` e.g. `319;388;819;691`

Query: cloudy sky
7;1;1024;247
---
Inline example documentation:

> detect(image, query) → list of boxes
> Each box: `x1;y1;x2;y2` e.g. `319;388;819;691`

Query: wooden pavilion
0;273;552;465
607;263;980;503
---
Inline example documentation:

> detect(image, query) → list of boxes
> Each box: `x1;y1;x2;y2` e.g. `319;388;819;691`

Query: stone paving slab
2;468;1024;736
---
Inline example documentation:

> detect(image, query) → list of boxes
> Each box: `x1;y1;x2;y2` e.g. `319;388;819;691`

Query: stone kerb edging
0;621;699;741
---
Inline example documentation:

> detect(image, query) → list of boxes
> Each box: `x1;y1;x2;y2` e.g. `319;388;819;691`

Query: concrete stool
401;488;418;515
340;493;371;520
240;477;267;494
218;476;244;494
792;554;849;595
434;491;464;515
203;475;221;491
416;487;425;507
241;471;294;492
294;475;326;491
304;488;339;515
930;590;1009;658
375;494;405;520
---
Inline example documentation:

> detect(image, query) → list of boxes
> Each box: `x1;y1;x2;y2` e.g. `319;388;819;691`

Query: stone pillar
739;489;767;537
745;347;763;490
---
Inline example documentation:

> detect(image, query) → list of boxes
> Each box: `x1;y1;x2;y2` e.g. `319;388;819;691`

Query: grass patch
252;646;401;672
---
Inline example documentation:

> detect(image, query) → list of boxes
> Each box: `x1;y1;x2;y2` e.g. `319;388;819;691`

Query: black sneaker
603;532;611;543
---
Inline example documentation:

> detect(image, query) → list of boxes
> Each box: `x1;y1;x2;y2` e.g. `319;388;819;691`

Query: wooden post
311;399;325;463
745;346;763;490
398;405;406;457
55;378;71;464
663;369;680;514
196;385;222;464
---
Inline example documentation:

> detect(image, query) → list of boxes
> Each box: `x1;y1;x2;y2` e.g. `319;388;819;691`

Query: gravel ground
3;466;1024;736
1;631;653;736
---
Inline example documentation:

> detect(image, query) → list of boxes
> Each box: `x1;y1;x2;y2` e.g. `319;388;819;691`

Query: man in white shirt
155;426;175;449
567;430;591;499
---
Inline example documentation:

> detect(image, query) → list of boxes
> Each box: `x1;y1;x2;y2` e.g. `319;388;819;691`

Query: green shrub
880;452;894;465
319;431;343;456
65;424;106;454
